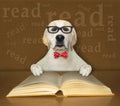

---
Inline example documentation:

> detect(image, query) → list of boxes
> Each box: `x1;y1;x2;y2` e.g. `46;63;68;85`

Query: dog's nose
56;35;64;42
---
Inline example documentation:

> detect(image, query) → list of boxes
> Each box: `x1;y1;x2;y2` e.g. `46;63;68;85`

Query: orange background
0;0;120;71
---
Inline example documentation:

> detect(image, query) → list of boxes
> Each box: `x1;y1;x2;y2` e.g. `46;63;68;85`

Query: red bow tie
54;51;68;58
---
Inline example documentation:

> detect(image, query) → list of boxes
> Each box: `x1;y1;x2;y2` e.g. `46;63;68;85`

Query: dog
30;20;92;76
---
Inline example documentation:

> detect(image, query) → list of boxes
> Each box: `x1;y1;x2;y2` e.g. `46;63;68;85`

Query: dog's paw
79;64;92;77
30;64;43;76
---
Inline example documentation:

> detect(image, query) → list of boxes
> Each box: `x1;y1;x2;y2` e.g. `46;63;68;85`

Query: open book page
61;72;105;86
16;72;60;88
60;72;113;96
6;72;61;97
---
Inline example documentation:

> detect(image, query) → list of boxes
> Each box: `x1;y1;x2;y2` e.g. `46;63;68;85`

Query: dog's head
43;20;77;51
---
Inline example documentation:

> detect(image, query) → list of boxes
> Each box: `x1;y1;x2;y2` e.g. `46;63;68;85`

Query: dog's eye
62;27;69;32
50;27;58;32
62;27;71;32
47;26;58;33
61;26;73;34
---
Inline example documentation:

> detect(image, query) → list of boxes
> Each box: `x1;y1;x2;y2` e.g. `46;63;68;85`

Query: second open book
7;72;114;97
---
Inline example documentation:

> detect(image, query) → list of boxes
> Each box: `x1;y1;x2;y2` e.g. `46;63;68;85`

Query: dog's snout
56;35;64;42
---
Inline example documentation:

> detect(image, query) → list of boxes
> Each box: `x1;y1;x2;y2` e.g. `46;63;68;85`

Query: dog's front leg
79;64;92;77
30;55;48;76
73;50;92;76
30;64;43;76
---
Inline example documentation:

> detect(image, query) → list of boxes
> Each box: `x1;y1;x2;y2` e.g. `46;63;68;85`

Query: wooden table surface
0;70;120;106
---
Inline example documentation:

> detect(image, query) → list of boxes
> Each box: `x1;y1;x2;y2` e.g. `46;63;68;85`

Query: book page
61;72;106;86
16;72;60;88
60;72;113;96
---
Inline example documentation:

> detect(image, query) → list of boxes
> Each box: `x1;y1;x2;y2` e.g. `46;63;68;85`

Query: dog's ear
42;29;50;49
70;28;77;50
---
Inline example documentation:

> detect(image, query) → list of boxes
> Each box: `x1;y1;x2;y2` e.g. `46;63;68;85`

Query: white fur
30;20;92;76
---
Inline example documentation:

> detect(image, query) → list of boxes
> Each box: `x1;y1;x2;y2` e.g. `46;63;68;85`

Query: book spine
57;76;63;88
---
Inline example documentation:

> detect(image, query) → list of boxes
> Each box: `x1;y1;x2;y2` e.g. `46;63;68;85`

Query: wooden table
0;70;120;106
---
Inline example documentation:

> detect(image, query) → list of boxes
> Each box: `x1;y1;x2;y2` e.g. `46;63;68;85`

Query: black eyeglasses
47;26;73;34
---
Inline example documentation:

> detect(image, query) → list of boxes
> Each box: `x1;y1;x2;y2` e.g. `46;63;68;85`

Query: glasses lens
62;26;72;33
48;26;58;33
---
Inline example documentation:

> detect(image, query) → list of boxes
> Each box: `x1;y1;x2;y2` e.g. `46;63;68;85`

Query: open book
6;72;114;97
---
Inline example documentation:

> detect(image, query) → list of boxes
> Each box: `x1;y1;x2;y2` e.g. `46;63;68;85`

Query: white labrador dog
31;20;92;76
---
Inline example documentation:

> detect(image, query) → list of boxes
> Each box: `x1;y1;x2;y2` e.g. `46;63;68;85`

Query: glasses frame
46;26;73;34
